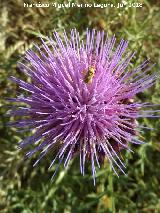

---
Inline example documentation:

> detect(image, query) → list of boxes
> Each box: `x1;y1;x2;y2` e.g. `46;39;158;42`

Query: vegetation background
0;0;160;212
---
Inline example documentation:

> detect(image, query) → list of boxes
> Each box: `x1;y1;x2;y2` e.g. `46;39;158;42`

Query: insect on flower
8;29;159;185
83;66;96;84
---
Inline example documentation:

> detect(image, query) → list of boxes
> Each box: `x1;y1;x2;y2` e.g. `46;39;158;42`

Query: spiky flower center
9;29;158;184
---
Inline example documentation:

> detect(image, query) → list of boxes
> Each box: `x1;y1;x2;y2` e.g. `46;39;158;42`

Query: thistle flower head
9;29;158;184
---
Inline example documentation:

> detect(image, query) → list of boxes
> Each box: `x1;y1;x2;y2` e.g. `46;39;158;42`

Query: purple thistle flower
9;29;159;184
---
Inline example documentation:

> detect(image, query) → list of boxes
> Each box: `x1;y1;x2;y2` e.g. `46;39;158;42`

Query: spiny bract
9;29;158;184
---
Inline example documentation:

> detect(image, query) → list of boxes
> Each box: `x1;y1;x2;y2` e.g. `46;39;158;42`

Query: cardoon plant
9;29;158;184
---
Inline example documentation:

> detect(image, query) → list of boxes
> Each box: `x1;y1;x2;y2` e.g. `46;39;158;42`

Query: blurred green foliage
0;0;160;212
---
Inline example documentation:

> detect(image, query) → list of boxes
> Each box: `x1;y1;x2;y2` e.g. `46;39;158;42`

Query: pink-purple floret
9;29;158;184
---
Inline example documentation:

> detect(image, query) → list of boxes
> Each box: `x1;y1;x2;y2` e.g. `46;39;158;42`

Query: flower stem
108;166;116;213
